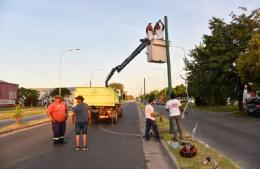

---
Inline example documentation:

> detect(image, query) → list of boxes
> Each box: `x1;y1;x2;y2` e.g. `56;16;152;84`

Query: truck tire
112;111;118;124
118;108;123;117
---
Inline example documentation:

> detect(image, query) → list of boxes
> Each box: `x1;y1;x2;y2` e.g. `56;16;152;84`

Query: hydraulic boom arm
105;38;148;87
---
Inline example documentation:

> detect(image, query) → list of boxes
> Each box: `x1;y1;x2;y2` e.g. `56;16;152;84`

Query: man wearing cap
47;95;68;145
72;95;90;151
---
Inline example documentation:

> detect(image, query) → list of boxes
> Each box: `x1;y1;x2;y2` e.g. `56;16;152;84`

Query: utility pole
164;16;172;99
144;78;146;100
164;16;173;133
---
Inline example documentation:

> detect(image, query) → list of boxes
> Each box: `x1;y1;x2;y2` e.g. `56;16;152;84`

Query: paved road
0;114;48;128
0;102;145;169
154;105;260;169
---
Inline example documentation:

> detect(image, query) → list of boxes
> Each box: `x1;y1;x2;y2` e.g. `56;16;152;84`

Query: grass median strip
0;109;47;120
0;118;50;134
156;116;240;169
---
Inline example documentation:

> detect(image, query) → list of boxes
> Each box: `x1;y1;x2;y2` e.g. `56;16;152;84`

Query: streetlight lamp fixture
59;48;80;96
90;69;103;87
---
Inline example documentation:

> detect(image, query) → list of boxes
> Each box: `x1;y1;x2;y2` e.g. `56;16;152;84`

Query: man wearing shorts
72;95;90;151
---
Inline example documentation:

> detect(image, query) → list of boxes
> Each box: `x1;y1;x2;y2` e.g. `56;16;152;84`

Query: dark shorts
75;122;88;135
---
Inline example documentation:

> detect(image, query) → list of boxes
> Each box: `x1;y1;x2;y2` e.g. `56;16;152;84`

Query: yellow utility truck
75;87;122;124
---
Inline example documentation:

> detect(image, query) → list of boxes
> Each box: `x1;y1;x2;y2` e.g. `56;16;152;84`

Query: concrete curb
137;102;180;169
161;140;180;169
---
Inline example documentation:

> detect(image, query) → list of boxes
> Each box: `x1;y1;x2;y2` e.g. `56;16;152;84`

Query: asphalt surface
154;105;260;169
0;114;48;128
0;102;146;169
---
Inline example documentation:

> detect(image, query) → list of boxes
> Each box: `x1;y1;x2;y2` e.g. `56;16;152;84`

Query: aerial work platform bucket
146;39;169;63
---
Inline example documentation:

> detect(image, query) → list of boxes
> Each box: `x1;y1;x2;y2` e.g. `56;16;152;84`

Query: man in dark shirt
72;95;90;151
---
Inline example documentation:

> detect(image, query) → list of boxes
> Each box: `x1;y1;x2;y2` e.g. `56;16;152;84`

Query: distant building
34;87;76;107
0;80;19;108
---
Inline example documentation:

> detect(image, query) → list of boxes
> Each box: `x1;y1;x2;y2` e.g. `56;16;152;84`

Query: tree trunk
238;82;245;113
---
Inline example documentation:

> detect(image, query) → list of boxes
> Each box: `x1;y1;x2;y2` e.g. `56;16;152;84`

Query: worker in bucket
154;19;165;40
146;22;154;44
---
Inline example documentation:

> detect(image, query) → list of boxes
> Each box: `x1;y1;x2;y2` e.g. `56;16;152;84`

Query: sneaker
82;146;88;151
75;147;80;151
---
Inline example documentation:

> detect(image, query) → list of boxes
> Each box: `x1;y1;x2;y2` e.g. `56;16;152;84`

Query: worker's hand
51;119;56;123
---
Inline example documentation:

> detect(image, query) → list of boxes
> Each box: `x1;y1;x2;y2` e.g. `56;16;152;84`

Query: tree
185;7;260;110
18;87;40;106
146;90;160;100
50;88;71;98
125;95;135;100
108;82;126;99
236;34;260;85
173;84;186;98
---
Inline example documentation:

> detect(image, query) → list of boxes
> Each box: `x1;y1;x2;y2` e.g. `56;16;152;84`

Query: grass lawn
191;104;239;113
156;116;240;169
0;118;50;134
0;107;47;120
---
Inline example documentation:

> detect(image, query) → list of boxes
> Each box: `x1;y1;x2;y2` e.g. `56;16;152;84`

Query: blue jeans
145;118;160;140
75;122;88;135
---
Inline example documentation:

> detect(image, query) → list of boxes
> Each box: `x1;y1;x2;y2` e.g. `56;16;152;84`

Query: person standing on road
154;19;165;40
72;95;90;151
47;95;68;145
165;93;183;141
144;98;160;141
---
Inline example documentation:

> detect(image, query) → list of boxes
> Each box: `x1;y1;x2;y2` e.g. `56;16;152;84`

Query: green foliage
143;84;187;102
173;84;186;98
236;34;260;85
125;95;135;100
108;82;124;93
19;87;40;106
50;88;71;98
145;90;160;100
108;82;126;99
185;8;260;108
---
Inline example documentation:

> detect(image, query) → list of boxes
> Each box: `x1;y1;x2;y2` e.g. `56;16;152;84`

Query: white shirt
145;104;155;121
147;30;154;40
165;99;182;116
155;29;164;40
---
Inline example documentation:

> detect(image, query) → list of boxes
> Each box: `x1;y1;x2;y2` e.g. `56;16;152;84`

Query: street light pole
59;48;80;96
164;16;172;99
90;69;103;87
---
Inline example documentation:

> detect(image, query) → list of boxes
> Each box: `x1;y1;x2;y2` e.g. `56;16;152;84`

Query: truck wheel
112;111;118;124
119;108;123;117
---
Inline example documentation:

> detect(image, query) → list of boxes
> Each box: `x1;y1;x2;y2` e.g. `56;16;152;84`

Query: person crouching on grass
72;95;91;151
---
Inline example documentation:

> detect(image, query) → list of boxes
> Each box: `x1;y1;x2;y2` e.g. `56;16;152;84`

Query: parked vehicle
75;87;122;124
245;97;260;115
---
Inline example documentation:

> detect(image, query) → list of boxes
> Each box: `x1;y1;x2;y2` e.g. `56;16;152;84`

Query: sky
0;0;259;96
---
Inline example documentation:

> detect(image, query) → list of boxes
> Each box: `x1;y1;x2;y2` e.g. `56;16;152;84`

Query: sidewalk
137;103;179;169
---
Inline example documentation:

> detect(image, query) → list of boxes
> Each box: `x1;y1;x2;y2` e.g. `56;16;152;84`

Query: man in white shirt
165;93;183;141
144;98;160;141
154;19;165;40
146;22;154;41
